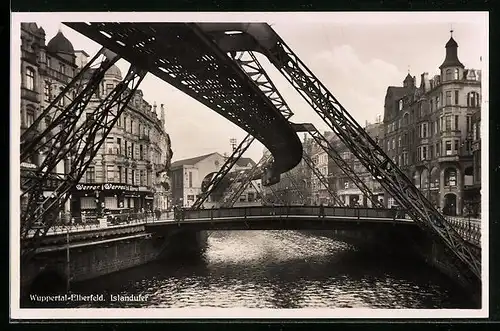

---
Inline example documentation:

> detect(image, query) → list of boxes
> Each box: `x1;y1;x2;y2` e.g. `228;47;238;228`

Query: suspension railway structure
18;23;481;290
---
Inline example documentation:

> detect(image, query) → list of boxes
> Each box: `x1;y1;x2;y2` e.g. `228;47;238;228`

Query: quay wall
21;229;208;301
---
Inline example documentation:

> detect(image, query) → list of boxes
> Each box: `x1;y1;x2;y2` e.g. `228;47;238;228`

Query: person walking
319;203;325;218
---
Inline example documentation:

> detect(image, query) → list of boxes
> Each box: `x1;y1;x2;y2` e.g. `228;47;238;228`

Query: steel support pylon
283;172;306;204
191;49;294;210
260;29;480;281
21;48;120;161
191;133;255;209
221;153;273;207
301;151;344;206
21;65;147;261
292;123;384;208
21;49;120;244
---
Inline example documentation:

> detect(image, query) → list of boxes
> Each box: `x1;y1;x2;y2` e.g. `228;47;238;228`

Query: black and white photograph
10;12;488;320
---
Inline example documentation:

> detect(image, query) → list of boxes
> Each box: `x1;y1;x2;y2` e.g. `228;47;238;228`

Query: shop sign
75;183;140;192
21;162;37;169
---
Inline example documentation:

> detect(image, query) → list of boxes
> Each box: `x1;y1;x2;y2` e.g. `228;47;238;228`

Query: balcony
438;153;460;163
139;134;150;142
43;67;72;84
439;129;461;138
21;87;39;103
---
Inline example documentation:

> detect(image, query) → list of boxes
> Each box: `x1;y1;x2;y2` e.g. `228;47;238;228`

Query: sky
15;12;488;164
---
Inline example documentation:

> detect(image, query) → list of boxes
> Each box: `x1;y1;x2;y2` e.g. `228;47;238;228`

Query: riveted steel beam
21;65;147;261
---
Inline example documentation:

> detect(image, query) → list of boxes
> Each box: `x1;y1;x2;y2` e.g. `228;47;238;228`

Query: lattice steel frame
20;51;120;203
21;66;147;260
21;48;120;161
260;28;480;281
191;133;255;209
301;151;344;206
249;181;269;204
221;153;273;207
65;22;302;176
191;49;295;210
292;123;384;208
283;171;306;203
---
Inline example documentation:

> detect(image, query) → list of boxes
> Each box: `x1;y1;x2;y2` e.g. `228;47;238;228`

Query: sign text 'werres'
75;183;140;192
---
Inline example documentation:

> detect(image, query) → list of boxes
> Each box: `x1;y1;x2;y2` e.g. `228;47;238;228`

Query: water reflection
70;230;474;309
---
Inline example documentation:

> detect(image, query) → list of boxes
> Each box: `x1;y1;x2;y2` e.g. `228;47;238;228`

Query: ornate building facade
382;32;481;216
329;121;385;207
20;23;80;216
19;23;173;220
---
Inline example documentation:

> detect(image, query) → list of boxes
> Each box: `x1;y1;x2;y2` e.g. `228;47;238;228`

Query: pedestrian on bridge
319;203;325;218
173;205;179;221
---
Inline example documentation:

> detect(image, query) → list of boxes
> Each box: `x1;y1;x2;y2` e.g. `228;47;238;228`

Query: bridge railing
181;206;406;220
446;217;481;246
25;213;165;238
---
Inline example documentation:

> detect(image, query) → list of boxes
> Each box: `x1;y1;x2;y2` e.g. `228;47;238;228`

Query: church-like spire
439;29;464;69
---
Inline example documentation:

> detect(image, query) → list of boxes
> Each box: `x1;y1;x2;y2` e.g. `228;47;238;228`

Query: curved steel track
65;22;302;176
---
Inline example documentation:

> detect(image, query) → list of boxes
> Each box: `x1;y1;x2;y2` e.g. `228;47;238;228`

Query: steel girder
21;50;120;199
231;23;480;282
221;153;273;207
65;22;303;176
21;48;120;161
301;151;344;206
21;49;120;241
291;123;384;208
191;133;255;209
21;66;147;260
191;50;294;210
267;184;285;205
283;172;306;203
249;181;269;205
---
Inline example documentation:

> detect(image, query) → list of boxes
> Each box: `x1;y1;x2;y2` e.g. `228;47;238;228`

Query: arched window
403;112;409;126
444;167;457;186
454;68;460;80
430;167;439;189
26;67;35;90
445;69;453;81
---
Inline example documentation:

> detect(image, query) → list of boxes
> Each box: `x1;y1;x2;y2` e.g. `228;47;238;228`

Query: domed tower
46;29;76;65
101;64;122;96
105;64;123;81
439;29;464;82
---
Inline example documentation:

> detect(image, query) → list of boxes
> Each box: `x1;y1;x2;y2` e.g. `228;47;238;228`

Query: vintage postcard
10;11;489;320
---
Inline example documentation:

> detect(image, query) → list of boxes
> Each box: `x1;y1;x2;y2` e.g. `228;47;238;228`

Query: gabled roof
170;152;218;168
235;157;256;167
385;86;409;101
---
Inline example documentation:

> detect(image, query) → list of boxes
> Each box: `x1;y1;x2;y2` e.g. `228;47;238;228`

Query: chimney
420;72;430;92
160;104;165;126
153;101;157;114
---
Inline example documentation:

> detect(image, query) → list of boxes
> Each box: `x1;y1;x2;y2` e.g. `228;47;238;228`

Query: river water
69;230;473;309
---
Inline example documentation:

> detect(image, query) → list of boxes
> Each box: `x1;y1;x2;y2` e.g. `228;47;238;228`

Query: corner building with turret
382;32;481;217
19;23;173;221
